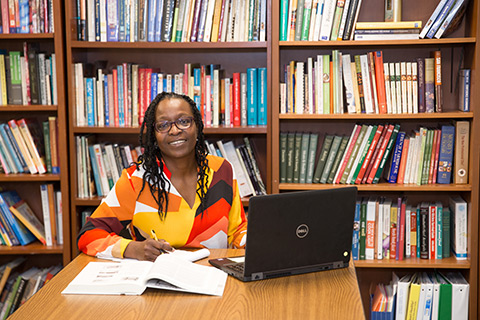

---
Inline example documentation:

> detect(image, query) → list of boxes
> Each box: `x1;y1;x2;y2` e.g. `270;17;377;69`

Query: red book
232;72;241;126
396;137;410;184
200;65;206;121
362;126;389;184
374;51;387;114
145;68;153;124
410;205;417;257
355;125;384;184
138;68;145;125
112;69;119;127
334;125;362;184
229;82;233;124
217;0;227;41
183;64;189;95
429;203;436;259
1;0;9;34
432;129;441;184
428;128;439;184
366;124;394;184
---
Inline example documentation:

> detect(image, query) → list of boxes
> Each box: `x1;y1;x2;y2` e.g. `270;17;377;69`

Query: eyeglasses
153;117;194;133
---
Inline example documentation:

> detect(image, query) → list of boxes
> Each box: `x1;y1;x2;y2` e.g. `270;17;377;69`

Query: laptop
209;187;358;281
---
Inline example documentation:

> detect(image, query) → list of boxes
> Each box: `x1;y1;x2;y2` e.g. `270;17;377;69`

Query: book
443;272;469;320
432;50;443;112
449;196;467;260
312;134;333;183
454;121;469;184
62;252;227;296
355;21;422;29
437;125;455;184
419;0;450;38
0;191;36;246
9;196;46;245
458;69;471;112
424;58;435;113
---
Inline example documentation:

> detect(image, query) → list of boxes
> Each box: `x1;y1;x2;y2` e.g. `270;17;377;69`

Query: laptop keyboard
226;262;245;274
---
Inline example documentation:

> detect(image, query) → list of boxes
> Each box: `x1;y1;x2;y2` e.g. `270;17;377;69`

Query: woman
78;92;247;261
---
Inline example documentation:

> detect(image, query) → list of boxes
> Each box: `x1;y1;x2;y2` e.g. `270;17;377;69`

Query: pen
151;229;158;241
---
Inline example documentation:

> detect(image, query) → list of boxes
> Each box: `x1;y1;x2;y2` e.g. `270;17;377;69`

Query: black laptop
209;187;358;281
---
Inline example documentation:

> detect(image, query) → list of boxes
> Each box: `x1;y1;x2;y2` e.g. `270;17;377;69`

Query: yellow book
210;0;223;42
406;273;421;320
355;21;422;30
0;55;7;105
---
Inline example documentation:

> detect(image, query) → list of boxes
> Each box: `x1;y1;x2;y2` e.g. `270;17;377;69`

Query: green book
280;0;290;41
320;135;342;183
313;135;334;183
300;0;312;40
42;121;52;173
421;129;434;185
327;135;349;184
415;127;428;185
294;0;305;41
298;132;311;184
286;132;295;183
3;275;22;317
349;125;377;184
436;272;452;320
330;1;345;41
442;208;451;258
373;124;401;184
359;198;368;260
305;133;319;183
280;132;288;183
292;132;303;183
340;124;368;184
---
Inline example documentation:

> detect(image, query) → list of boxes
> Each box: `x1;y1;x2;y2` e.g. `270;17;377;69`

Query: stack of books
0;0;54;34
354;21;422;41
420;0;469;39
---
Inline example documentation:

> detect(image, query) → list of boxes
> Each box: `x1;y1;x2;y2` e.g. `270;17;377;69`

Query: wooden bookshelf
0;0;70;265
64;0;272;257
271;0;479;318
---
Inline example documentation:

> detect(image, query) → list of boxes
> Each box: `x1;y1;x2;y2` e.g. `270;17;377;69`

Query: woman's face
154;97;198;162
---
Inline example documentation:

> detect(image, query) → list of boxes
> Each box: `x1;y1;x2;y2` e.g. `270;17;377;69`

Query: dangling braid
136;92;209;220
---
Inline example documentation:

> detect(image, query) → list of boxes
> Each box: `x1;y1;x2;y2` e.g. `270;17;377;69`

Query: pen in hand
151;229;173;254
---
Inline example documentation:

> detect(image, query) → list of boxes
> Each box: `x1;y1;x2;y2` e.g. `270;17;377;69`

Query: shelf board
279;111;473;120
0;173;61;182
71;41;267;49
73;125;267;134
0;243;63;255
0;105;58;111
76;196;251;207
354;256;470;269
280;38;476;47
0;33;54;40
279;183;472;192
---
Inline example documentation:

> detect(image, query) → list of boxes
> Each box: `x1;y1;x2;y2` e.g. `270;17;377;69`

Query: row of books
0;187;61;248
74;62;267;128
0;258;61;319
352;196;467;262
76;136;143;198
420;0;469;39
206;137;266;198
352;21;422;41
0;118;59;175
0;45;58;106
0;0;54;34
280;50;449;115
76;0;267;42
371;271;469;320
279;0;364;41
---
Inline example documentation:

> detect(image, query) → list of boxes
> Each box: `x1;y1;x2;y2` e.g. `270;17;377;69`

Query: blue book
257;67;267;125
118;0;126;41
95;0;101;41
419;0;450;38
247;68;258;126
88;145;104;196
19;0;29;33
193;68;201;110
151;73;158;101
0;140;13;173
387;131;406;183
125;0;130;42
104;76;109;126
85;78;95;126
147;0;157;42
0;192;36;245
154;0;164;42
0;124;27;172
425;0;456;39
437;125;455;184
459;69;470;111
0;194;20;245
107;0;118;41
0;125;23;172
351;200;361;260
117;66;125;127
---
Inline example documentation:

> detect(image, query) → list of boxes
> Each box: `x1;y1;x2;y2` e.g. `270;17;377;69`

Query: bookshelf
272;0;479;317
64;0;272;256
0;0;71;266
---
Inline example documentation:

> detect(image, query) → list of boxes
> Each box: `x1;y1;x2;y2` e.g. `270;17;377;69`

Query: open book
62;250;227;296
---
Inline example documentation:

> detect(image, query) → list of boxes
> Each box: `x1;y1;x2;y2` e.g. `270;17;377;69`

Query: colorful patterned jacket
78;155;247;259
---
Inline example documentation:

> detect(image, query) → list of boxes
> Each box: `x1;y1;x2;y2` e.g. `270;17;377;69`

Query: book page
147;255;227;296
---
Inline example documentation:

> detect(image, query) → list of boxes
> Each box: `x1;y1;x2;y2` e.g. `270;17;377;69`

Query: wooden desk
11;249;365;320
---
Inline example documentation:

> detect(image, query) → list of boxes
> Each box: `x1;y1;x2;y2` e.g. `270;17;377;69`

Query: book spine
433;50;443;112
416;58;425;113
424;58;435;113
454;121;469;184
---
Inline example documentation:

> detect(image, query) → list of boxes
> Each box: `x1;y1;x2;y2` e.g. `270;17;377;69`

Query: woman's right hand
124;238;174;261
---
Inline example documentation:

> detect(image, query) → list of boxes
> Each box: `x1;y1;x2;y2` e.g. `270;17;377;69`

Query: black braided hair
136;92;209;220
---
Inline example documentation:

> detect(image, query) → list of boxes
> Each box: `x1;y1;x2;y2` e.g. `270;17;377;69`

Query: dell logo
296;224;309;238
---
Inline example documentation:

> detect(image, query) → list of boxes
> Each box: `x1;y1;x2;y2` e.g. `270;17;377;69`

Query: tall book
454;121;469;184
437;125;455;184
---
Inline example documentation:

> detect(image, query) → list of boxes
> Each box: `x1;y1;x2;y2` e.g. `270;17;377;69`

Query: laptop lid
243;187;357;280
